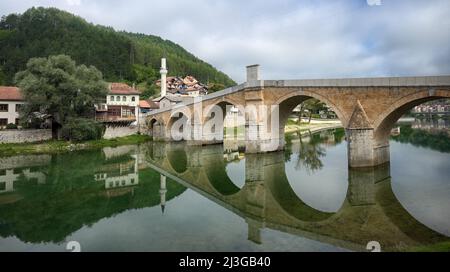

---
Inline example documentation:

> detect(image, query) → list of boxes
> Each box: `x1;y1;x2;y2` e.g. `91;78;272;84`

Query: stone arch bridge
147;65;450;167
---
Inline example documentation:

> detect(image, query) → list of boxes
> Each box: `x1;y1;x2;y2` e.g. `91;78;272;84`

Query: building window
111;96;114;101
132;96;135;102
0;182;5;191
123;96;127;102
15;104;22;112
0;104;8;112
15;118;20;125
122;107;135;117
116;96;120;101
0;118;7;126
107;106;121;116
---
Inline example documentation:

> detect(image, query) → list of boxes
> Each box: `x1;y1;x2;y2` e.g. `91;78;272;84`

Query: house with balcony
0;86;24;128
95;83;141;124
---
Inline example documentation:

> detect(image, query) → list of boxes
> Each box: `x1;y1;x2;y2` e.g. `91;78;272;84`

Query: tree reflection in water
286;128;345;174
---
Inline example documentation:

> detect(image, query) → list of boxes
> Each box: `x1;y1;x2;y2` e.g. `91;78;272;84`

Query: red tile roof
139;100;159;109
0;86;23;101
109;83;141;95
139;100;150;108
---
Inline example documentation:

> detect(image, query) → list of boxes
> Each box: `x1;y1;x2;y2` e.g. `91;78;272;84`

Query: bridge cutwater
147;65;450;168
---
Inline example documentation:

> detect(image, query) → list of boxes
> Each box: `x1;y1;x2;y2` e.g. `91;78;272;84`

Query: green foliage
5;123;17;129
0;134;151;157
133;64;158;84
296;98;329;124
391;125;450;153
15;54;108;138
62;118;105;142
208;83;226;93
0;7;236;88
0;150;187;243
140;83;158;99
0;66;5;85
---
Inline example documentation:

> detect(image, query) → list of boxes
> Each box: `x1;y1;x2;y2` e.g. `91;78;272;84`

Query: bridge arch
264;152;347;222
202;98;245;142
275;90;347;129
200;145;244;196
373;89;450;144
166;143;189;174
166;109;192;141
147;117;165;139
273;90;346;154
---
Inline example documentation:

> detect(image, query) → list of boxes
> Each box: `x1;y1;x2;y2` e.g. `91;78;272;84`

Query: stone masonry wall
103;125;139;139
0;129;52;144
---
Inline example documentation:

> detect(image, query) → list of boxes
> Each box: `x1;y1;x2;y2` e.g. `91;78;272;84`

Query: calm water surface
0;119;449;251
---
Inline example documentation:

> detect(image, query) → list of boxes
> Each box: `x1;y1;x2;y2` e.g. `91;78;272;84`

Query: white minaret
160;58;168;98
160;174;167;214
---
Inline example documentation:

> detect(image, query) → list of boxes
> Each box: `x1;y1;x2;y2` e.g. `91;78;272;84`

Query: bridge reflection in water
145;140;449;252
0;127;448;251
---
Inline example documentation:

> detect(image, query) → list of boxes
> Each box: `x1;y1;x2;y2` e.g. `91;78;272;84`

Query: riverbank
0;120;344;157
285;119;343;134
0;134;151;157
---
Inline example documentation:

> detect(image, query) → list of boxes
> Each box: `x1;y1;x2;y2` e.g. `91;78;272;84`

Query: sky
0;0;449;83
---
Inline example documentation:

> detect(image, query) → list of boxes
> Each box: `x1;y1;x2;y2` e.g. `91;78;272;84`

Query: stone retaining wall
103;126;139;139
0;129;52;144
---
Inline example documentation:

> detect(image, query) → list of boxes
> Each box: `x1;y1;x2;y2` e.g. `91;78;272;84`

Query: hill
0;7;235;96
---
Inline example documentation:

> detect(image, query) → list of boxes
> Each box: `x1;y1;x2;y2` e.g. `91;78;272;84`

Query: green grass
0;134;151;157
407;242;450;252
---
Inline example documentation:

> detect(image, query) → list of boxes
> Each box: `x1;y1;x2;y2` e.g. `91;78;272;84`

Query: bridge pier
151;122;166;141
244;119;284;154
346;129;390;168
347;163;390;206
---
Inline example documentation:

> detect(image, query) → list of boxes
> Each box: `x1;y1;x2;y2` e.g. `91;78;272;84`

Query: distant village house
0;86;24;128
155;76;208;97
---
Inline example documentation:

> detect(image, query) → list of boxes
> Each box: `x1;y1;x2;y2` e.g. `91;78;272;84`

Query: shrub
62;118;105;142
6;123;18;129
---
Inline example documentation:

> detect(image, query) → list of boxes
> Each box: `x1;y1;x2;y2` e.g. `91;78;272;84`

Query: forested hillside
0;7;235;97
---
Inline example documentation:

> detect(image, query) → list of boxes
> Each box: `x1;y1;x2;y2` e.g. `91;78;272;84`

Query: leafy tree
0;66;5;85
391;125;450;153
296;98;327;124
15;54;107;140
62;118;105;142
140;84;158;100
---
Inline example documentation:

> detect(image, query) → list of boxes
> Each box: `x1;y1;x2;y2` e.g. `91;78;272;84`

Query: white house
95;83;141;123
0;86;24;128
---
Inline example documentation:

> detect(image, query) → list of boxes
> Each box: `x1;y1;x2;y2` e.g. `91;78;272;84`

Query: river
0;119;449;252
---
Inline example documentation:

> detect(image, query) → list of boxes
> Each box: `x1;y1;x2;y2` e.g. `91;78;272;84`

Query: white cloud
65;0;81;6
0;0;449;83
